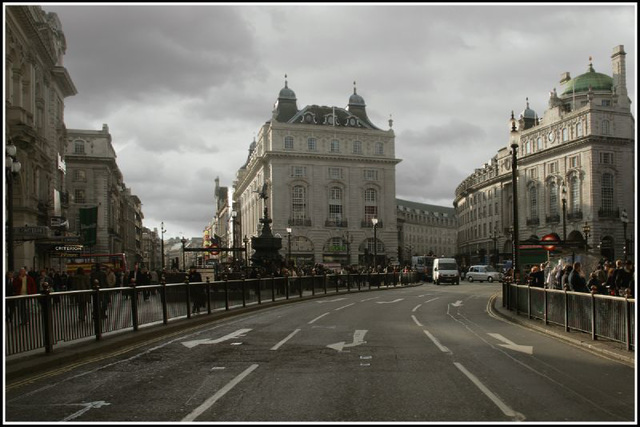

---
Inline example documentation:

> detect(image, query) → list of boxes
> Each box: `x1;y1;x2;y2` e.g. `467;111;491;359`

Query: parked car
466;265;502;283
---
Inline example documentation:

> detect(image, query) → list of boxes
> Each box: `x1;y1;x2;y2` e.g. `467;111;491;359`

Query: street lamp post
5;141;22;273
231;211;238;269
510;113;521;283
490;227;498;267
181;236;187;271
286;227;292;268
582;221;590;253
561;183;568;243
243;235;249;268
161;222;166;270
621;209;629;261
371;218;379;271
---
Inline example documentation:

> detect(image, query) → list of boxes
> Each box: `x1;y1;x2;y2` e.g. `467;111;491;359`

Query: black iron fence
502;281;635;351
5;271;418;356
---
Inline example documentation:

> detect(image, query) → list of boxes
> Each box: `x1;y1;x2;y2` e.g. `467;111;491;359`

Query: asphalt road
5;282;636;422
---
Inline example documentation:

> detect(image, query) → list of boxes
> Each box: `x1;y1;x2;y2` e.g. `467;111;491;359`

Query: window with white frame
328;167;342;179
536;137;543;151
576;122;583;137
291;166;307;177
330;139;340;153
284;136;294;150
601;173;614;212
364;188;378;223
74;189;86;204
364;169;378;181
353;141;362;154
73;169;86;182
569;155;580;168
562;128;569;142
292;185;307;220
329;187;343;221
549;183;558;217
548;161;557;174
307;137;317;151
529;186;538;219
600;152;614;165
74;141;85;154
375;142;384;155
602;120;610;135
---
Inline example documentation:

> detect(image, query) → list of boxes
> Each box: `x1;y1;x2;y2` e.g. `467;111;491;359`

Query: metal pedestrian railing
502;281;635;351
5;271;418;356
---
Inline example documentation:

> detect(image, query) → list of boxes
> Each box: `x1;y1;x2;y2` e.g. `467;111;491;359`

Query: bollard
206;277;212;314
131;279;139;331
185;277;191;318
285;273;290;300
271;274;276;302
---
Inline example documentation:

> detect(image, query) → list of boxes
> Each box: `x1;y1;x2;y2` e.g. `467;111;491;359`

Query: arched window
529;186;538;219
292;186;306;221
601;173;614;212
364;188;378;223
328;187;343;222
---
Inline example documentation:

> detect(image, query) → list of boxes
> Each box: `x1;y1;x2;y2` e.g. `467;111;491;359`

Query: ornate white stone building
454;45;635;267
233;80;401;268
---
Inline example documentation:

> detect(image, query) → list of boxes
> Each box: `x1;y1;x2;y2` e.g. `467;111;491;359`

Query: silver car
466;265;502;283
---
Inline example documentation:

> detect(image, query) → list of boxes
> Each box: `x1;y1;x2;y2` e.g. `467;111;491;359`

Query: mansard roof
287;105;381;130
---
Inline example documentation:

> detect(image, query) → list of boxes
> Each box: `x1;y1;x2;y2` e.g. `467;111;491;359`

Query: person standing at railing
6;270;15;323
568;262;588;292
13;268;38;325
561;264;573;290
614;260;634;298
189;266;205;314
101;266;116;317
70;267;91;321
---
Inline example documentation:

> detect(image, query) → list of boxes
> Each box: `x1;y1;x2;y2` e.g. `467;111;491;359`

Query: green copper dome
561;63;613;96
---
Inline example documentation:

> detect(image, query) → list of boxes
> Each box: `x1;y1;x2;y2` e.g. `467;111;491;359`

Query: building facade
396;198;458;264
64;125;144;267
233;81;401;268
5;5;78;272
454;45;635;267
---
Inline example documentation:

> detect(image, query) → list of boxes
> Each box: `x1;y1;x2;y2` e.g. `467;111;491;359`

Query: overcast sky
38;3;636;239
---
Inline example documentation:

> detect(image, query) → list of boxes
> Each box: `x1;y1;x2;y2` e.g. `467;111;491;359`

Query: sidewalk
489;293;635;367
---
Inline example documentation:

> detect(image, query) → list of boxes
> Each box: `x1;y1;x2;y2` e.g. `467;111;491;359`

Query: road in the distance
5;282;635;422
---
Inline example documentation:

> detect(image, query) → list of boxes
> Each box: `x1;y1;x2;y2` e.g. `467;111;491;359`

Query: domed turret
347;81;370;123
561;59;613;96
349;84;366;107
273;75;299;122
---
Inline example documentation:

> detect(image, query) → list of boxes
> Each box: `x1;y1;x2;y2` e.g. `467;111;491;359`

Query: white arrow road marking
488;333;533;355
327;330;368;352
182;329;252;348
63;401;111;421
317;298;347;303
376;298;404;304
451;300;464;307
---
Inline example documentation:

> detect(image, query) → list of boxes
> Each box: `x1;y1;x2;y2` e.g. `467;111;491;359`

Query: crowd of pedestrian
521;258;635;298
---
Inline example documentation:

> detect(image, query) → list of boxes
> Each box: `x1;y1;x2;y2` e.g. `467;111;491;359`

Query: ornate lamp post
181;236;187;271
286;227;292;267
582;221;590;253
161;222;166;270
231;211;238;269
243;235;249;268
510;113;521;283
6;141;22;272
371;217;379;270
621;209;628;261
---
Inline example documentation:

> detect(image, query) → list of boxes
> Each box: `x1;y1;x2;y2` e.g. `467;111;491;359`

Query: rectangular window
569;155;580;168
73;169;86;182
307;138;317;151
284;136;294;150
330;139;340;153
375;142;384;155
353;141;362;154
602;100;611;107
364;169;378;181
599;152;613;164
328;167;342;179
74;189;86;204
528;168;538;179
548;161;557;174
291;166;306;177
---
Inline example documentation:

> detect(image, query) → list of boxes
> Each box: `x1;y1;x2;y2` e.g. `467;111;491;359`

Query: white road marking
451;300;464;307
334;303;355;311
327;330;368;352
270;329;301;351
63;401;110;421
308;312;330;324
181;329;252;348
412;304;422;312
376;298;404;304
411;315;423;327
360;296;380;302
454;362;525;421
424;297;440;304
487;333;533;355
182;364;259;422
317;298;347;303
423;330;451;354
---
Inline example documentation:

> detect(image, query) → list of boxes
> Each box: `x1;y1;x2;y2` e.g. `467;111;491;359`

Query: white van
433;258;460;285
